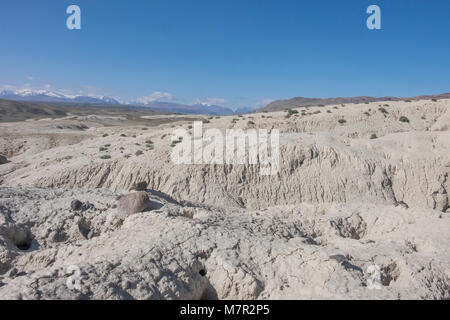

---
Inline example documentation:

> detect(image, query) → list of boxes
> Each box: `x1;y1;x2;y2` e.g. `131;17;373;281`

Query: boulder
117;191;150;219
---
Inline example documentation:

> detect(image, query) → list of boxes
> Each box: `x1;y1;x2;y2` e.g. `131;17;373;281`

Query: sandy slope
0;99;449;299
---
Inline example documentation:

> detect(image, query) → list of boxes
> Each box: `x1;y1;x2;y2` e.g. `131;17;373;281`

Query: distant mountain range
0;89;121;105
0;89;258;116
132;101;237;116
260;93;450;112
6;89;447;115
132;101;259;116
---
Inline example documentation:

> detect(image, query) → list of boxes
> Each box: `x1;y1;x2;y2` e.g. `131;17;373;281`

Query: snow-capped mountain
0;89;120;105
132;100;236;116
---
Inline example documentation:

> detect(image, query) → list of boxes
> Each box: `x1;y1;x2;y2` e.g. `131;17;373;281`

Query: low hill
260;93;450;112
0;99;169;122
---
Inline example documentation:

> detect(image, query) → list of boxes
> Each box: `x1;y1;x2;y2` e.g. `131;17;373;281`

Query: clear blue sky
0;0;449;108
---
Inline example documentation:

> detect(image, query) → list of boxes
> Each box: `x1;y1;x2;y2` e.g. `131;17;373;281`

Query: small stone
70;199;83;211
80;202;94;212
117;191;150;219
0;155;8;165
8;268;18;278
133;181;148;191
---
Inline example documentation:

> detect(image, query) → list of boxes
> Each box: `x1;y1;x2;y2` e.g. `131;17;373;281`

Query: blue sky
0;0;449;109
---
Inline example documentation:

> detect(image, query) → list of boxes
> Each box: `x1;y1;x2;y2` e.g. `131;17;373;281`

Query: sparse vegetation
399;116;410;123
285;109;299;118
99;147;108;152
102;134;109;138
370;133;378;139
171;138;182;147
432;98;438;102
120;134;127;137
100;155;111;159
378;107;388;114
135;150;143;156
338;119;347;124
202;119;210;124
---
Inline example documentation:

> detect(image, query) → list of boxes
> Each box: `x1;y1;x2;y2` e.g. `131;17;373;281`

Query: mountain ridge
260;92;450;112
0;89;121;105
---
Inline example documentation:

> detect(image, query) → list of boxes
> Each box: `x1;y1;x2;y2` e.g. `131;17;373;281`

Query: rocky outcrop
0;187;449;299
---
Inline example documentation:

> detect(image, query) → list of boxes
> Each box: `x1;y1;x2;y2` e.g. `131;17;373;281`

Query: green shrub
338;119;347;124
120;134;127;137
102;134;109;138
399;116;410;123
370;133;378;139
432;98;437;102
100;155;111;159
202;119;210;124
135;150;143;156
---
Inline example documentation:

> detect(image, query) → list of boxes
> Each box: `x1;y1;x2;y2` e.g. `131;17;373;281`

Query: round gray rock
116;191;150;219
